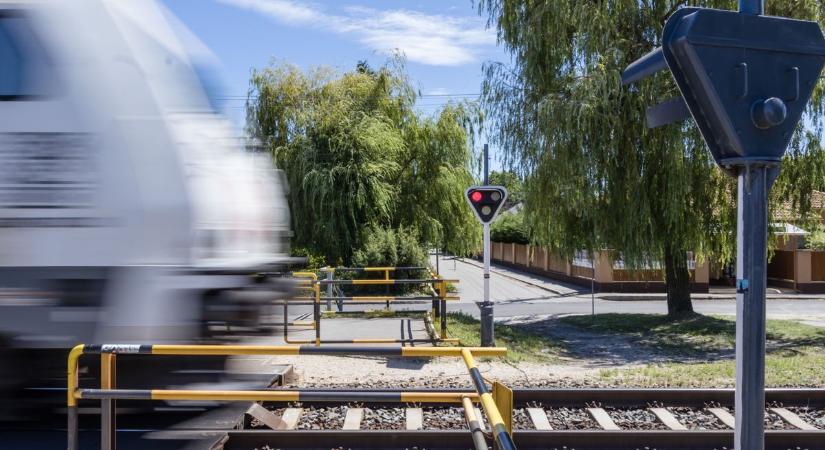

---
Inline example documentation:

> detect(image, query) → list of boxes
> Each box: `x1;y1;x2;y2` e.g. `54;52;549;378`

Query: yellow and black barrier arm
76;388;480;403
460;348;517;450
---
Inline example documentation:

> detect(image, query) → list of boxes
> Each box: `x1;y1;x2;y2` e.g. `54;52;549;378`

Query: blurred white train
0;0;292;393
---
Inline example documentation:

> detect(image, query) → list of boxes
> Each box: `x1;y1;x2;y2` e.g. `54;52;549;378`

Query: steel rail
255;387;825;407
213;429;825;450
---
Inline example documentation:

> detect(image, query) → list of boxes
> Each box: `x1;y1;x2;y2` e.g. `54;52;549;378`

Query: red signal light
470;191;483;202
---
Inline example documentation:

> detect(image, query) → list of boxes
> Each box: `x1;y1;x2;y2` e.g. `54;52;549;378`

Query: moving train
0;0;292;407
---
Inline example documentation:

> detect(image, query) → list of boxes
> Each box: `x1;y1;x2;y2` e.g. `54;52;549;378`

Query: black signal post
623;1;825;449
465;186;508;347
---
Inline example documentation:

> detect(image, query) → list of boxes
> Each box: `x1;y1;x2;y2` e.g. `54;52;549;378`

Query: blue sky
162;0;509;170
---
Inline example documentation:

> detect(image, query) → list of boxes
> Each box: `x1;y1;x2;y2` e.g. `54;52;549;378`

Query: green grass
315;310;825;386
598;351;825;387
561;313;825;387
446;312;565;363
560;313;825;356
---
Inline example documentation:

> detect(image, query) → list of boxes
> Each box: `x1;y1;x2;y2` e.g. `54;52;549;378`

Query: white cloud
426;87;451;96
217;0;495;66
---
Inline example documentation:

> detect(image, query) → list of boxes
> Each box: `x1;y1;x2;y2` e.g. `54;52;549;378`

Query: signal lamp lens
470;191;483;202
481;206;492;215
491;191;501;201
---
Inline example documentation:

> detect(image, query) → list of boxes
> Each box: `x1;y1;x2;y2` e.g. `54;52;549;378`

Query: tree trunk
664;245;693;317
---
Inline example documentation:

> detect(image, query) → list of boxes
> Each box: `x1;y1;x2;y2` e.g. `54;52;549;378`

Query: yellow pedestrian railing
283;267;459;345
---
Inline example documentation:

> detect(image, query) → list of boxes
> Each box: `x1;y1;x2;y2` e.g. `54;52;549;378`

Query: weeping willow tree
246;59;480;263
480;1;825;316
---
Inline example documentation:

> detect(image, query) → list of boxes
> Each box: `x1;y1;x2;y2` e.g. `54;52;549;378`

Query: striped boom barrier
76;389;479;403
461;348;517;450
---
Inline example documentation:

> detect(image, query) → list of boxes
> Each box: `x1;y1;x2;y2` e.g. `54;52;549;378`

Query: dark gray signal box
623;7;825;169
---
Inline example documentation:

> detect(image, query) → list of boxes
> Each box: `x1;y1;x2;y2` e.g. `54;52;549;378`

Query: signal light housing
622;7;825;172
465;186;508;224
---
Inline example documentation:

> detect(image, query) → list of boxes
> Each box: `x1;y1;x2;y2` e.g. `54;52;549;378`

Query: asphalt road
431;255;825;324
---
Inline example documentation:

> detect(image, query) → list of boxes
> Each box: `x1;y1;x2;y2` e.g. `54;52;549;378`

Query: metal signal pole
735;165;774;450
480;143;494;347
735;6;770;450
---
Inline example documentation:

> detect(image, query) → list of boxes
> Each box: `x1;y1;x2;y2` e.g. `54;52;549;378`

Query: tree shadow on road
498;312;825;368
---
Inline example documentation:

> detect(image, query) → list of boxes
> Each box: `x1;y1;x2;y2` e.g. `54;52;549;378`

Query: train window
0;12;53;100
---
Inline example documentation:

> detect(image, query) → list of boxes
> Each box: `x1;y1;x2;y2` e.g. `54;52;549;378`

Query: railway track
210;388;825;450
9;387;825;449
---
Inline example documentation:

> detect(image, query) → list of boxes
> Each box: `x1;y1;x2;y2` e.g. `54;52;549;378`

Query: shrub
291;247;327;270
352;226;427;268
350;227;429;295
806;227;825;250
491;212;530;244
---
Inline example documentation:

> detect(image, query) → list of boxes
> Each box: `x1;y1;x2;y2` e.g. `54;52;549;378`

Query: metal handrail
284;269;457;344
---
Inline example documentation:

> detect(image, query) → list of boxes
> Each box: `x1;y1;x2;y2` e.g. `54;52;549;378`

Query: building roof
773;190;825;222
